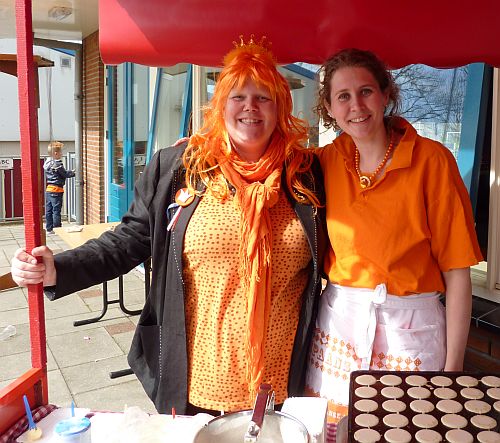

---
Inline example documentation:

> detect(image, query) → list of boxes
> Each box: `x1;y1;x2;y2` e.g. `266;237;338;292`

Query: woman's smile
326;66;388;144
224;78;277;162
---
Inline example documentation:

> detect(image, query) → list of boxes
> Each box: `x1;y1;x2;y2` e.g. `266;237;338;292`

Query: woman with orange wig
11;38;327;414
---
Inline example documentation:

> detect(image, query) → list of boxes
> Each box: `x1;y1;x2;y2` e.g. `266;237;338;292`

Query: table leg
108;259;150;379
109;368;134;379
118;276;142;316
73;281;109;327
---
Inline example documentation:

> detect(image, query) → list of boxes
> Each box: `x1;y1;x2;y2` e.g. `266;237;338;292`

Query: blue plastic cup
54;417;91;442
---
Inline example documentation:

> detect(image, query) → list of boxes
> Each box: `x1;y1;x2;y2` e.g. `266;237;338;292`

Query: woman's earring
331;118;339;132
325;109;339;131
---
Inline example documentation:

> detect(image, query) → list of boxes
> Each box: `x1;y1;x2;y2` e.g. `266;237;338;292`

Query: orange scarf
217;136;284;400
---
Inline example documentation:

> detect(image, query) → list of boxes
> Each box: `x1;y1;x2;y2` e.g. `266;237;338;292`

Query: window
60;57;71;68
394;65;468;157
395;64;498;299
153;64;191;149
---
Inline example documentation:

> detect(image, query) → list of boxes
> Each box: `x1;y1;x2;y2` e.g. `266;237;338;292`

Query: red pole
15;0;48;405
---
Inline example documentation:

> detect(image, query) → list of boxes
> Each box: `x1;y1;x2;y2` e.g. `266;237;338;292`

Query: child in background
43;141;75;235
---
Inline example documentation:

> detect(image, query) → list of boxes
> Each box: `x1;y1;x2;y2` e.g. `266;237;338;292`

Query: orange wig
183;39;319;206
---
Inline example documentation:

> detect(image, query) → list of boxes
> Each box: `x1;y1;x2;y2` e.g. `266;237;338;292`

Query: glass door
130;64;149;202
107;64;127;221
107;64;149;221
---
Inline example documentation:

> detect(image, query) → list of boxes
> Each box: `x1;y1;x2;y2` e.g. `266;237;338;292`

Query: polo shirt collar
334;117;417;172
334;132;356;174
386;117;417;171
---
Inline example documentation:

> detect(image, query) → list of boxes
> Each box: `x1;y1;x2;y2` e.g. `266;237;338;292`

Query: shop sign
0;158;13;170
134;154;146;166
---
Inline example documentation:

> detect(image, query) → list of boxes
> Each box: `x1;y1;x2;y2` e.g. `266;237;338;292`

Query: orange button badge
175;188;194;207
167;188;194;231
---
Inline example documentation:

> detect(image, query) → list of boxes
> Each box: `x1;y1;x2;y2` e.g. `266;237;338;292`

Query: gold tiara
233;34;271;51
224;34;275;65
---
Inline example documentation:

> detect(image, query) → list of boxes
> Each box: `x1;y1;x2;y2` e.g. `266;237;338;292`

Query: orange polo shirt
317;118;482;296
183;189;311;411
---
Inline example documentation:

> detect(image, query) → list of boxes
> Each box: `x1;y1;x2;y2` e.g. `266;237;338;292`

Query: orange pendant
359;176;371;189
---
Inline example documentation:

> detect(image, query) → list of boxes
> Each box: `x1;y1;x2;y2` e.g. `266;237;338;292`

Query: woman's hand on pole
11;246;57;287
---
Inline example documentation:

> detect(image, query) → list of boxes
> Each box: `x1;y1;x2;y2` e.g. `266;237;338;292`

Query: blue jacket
43;158;75;188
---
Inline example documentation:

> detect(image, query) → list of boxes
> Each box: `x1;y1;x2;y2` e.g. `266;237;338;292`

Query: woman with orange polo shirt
11;39;326;415
305;49;482;427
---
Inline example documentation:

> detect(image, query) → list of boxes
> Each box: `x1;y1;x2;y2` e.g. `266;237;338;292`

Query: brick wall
82;31;105;223
464;323;500;372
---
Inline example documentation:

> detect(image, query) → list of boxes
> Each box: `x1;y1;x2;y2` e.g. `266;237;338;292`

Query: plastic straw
71;401;75;417
22;395;36;430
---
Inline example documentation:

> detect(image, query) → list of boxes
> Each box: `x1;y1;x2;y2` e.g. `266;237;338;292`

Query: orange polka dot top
183;189;311;411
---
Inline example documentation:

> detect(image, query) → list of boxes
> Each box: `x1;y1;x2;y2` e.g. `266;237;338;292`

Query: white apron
305;282;446;425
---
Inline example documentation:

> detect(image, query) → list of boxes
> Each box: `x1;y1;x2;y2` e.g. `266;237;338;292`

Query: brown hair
183;41;320;206
48;141;64;156
315;48;401;130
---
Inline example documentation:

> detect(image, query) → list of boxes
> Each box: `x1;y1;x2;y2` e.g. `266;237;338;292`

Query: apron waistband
324;282;440;369
328;283;440;309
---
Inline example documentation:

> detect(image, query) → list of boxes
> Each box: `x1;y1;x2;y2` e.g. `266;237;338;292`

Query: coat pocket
127;324;161;402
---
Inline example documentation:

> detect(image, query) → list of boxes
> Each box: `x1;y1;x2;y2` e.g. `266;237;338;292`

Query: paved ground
0;221;156;414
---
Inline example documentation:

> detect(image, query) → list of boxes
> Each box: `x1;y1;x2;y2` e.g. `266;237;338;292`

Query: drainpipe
73;47;83;224
34;38;84;224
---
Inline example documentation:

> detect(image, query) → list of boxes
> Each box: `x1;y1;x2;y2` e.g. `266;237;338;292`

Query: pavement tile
112;330;135;354
44;293;91;319
46;346;58;371
82;289;145;313
74;380;156;413
0;240;20;246
7;233;24;239
105;321;136;336
0;351;31;381
0;378;17;390
48;327;124;368
125;304;143;315
78;288;103;299
82;294;110;311
1;245;25;257
0;258;12;267
121;289;147;307
48;369;74;407
0;307;29;327
53;241;72;251
0;287;27;311
0;322;32;356
45;307;129;337
46;237;63;246
61;354;135;394
0;265;13;276
104;277;147;294
0;347;57;382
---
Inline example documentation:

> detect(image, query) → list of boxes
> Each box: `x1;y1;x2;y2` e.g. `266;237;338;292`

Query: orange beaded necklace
354;135;394;189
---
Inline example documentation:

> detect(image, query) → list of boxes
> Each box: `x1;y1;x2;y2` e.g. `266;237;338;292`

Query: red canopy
99;0;500;68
